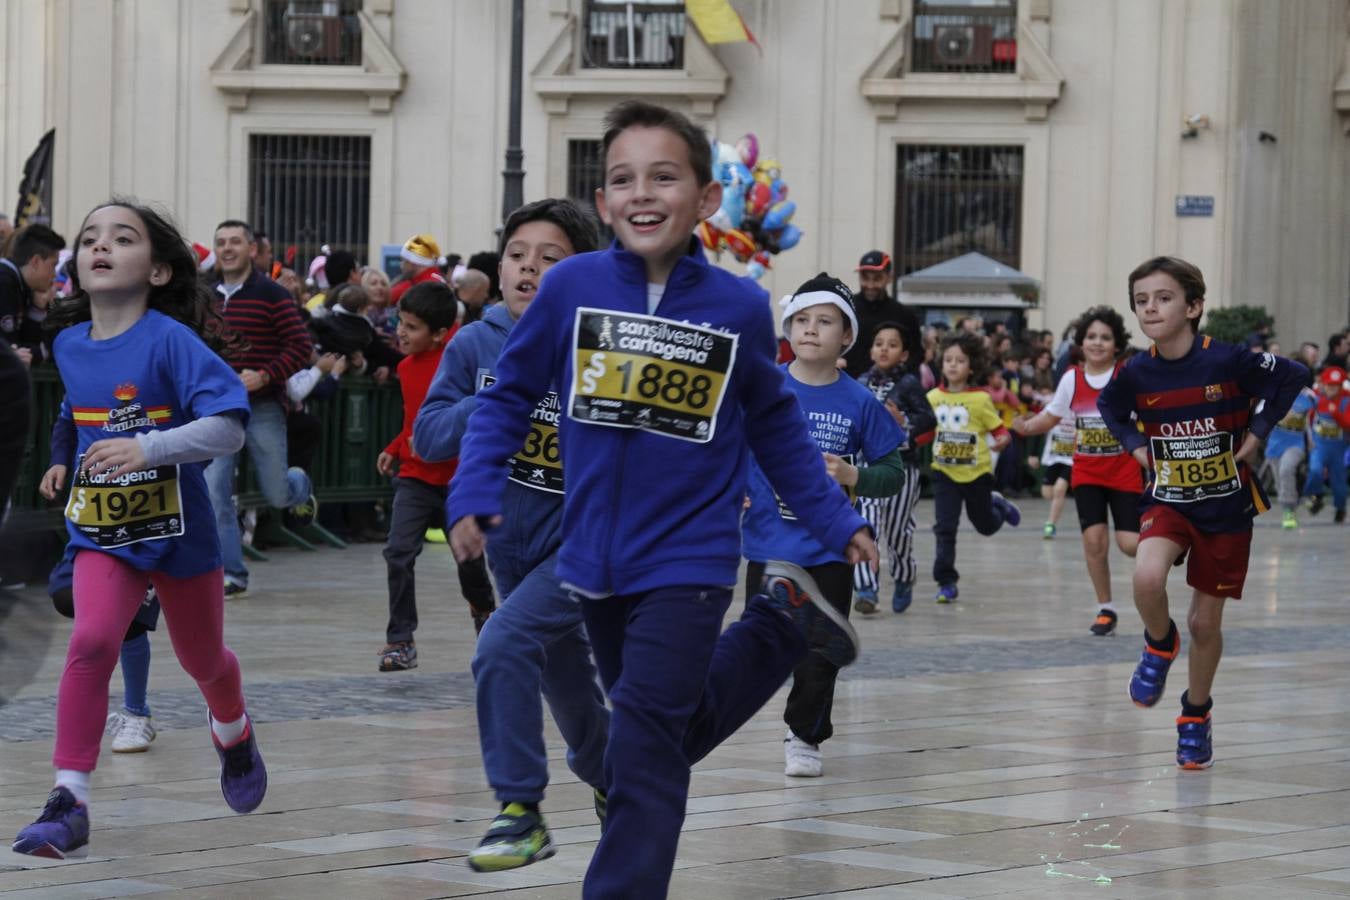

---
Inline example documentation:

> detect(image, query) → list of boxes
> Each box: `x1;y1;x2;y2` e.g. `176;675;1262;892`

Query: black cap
856;250;892;272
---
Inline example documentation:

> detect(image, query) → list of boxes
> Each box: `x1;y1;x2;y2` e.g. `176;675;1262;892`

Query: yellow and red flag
685;0;757;46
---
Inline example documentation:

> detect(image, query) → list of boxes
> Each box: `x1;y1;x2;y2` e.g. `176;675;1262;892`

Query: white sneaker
784;730;822;777
109;711;156;753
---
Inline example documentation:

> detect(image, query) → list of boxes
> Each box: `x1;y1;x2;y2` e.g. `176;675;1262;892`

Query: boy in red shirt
377;282;495;671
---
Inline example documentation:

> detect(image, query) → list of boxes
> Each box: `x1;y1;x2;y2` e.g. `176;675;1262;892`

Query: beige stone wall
3;0;1345;345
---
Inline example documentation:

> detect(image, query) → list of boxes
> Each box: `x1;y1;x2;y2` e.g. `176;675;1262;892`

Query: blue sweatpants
1304;439;1348;511
578;587;807;900
473;549;609;804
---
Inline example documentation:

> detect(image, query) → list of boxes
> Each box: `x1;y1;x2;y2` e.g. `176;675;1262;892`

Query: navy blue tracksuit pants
578;586;807;899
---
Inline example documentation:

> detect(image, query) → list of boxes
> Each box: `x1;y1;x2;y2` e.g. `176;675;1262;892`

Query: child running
1012;306;1144;635
1265;381;1316;529
1098;256;1306;769
853;316;934;614
927;331;1021;604
375;280;496;671
412;198;610;872
743;274;905;777
1300;366;1350;523
12;200;266;859
446;100;876;899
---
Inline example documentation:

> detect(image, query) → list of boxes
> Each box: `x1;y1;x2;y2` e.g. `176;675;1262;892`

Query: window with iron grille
911;0;1017;74
249;135;371;273
893;145;1023;275
583;0;686;69
567;139;614;242
262;0;362;66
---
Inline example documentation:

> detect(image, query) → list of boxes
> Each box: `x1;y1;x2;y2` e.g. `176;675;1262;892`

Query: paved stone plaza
2;498;1348;898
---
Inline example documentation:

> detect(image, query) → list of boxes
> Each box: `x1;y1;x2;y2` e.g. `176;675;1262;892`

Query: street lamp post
501;0;526;224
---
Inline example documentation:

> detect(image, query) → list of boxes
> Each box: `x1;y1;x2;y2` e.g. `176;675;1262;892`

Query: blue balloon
762;200;796;232
776;224;803;251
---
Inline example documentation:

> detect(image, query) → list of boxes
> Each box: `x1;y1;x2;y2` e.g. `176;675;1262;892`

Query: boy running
1098;256;1307;769
447;101;876;899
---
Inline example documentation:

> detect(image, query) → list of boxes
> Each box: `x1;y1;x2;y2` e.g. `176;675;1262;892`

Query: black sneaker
1090;608;1118;636
224;582;248;600
1336;508;1346;524
378;641;418;672
1307;494;1326;516
763;560;859;668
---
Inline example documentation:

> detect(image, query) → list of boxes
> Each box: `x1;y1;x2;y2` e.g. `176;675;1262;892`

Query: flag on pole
685;0;757;46
14;129;55;227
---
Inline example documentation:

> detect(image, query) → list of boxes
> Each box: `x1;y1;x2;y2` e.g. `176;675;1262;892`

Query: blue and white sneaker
212;714;267;814
991;491;1021;527
853;587;879;615
11;787;90;859
763;561;859;668
935;583;959;604
892;581;914;613
1176;712;1213;770
1129;629;1181;708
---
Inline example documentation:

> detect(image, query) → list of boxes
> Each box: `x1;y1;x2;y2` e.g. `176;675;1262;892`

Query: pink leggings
54;550;246;771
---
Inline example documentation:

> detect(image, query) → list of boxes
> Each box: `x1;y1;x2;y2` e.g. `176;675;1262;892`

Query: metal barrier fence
11;368;399;526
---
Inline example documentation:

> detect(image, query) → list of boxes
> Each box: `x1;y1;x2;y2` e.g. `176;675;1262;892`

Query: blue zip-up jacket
413;302;562;566
447;240;868;596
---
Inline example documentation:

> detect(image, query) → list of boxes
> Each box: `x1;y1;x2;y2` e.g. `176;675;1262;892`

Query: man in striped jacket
203;219;315;598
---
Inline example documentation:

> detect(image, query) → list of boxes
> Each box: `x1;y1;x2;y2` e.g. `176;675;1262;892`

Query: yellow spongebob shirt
926;386;1004;483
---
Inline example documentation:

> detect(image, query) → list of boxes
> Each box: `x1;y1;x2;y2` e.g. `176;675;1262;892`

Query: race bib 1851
65;457;184;548
479;373;564;494
1149;432;1240;503
569;309;737;443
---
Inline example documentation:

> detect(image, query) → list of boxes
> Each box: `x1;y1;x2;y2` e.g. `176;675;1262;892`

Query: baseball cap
856;250;892;272
1319;366;1346;386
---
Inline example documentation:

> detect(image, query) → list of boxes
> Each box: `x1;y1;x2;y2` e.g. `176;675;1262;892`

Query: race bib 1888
569;309;737;443
65;457;184;548
1150;432;1240;503
479;373;564;494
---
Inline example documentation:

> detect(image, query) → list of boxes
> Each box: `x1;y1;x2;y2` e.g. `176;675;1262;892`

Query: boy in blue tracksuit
411;199;609;872
447;101;877;899
1264;384;1316;528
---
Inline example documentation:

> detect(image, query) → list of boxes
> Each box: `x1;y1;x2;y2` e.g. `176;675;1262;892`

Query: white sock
211;714;247;747
54;770;91;806
1099;602;1117;614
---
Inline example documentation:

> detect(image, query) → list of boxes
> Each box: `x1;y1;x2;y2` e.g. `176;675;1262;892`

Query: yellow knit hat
401;233;441;268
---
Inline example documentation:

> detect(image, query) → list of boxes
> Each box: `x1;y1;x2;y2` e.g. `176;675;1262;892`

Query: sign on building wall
1175;195;1215;217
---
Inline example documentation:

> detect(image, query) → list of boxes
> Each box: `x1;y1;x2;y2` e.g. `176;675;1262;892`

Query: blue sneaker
935;584;958;604
853;587;879;615
11;787;90;859
763;560;860;668
212;715;267;814
1129;629;1180;707
991;491;1021;527
892;581;913;613
1176;712;1213;769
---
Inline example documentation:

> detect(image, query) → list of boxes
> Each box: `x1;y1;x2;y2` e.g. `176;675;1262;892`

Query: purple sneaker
12;787;90;859
212;715;267;813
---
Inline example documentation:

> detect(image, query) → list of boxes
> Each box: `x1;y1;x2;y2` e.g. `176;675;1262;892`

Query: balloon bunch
697;133;802;280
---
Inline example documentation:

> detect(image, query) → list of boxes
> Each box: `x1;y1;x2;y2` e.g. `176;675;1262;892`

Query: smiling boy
446;101;877;898
1098;257;1306;769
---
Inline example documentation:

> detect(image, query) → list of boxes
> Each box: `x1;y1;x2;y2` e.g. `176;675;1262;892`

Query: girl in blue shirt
742;274;906;778
12;201;266;860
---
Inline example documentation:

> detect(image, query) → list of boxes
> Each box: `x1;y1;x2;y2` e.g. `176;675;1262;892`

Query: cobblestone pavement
2;499;1347;898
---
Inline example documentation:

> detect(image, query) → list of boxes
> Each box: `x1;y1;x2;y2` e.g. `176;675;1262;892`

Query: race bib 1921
569;309;737;443
1149;431;1240;503
65;457;184;549
479;373;564;494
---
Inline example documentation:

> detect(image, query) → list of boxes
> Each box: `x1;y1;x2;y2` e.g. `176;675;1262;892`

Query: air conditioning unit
285;1;344;61
931;24;993;68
